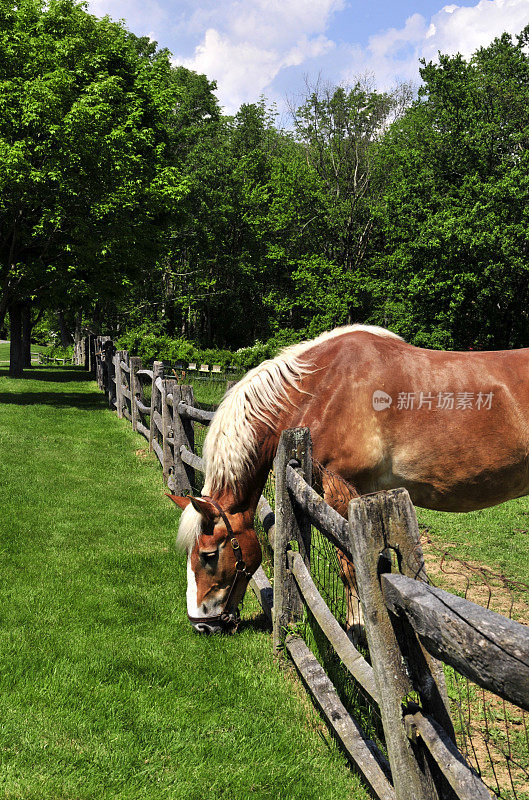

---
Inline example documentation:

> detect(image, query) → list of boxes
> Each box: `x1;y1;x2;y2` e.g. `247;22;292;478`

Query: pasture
0;366;367;800
0;340;45;364
417;502;529;586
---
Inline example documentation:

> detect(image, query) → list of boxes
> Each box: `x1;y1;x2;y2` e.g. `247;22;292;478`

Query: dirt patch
446;671;529;798
418;530;529;798
420;531;529;625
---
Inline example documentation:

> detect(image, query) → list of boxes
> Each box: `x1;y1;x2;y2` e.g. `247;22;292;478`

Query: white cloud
86;0;529;114
341;0;529;91
175;0;343;112
422;0;529;62
336;14;427;89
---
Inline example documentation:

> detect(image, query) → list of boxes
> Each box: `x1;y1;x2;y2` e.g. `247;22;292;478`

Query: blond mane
176;325;402;548
201;325;402;499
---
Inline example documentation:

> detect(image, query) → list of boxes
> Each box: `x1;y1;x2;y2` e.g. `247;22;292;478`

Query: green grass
0;341;46;363
416;499;529;585
0;365;368;800
185;376;234;406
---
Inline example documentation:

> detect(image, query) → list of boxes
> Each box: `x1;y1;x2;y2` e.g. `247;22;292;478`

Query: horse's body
170;325;529;632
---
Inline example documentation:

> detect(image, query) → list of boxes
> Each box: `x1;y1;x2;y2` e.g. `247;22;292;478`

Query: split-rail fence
82;335;528;800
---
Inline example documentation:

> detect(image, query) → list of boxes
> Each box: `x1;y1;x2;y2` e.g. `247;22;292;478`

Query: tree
147;100;284;348
373;28;529;349
0;0;192;374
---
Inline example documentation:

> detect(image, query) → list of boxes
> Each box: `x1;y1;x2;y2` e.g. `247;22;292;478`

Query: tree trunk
0;294;8;336
73;311;83;365
9;301;24;377
22;301;31;369
56;310;73;347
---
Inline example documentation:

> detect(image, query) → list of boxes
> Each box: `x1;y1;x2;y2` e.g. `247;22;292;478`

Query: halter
187;496;253;633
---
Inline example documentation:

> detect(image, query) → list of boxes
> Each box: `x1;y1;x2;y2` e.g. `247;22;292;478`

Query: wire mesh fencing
418;533;529;800
253;459;529;800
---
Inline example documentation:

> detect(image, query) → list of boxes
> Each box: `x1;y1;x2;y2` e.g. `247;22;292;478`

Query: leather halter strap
187;496;253;632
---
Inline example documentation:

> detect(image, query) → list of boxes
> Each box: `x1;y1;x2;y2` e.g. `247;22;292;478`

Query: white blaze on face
186;553;226;633
186;555;207;619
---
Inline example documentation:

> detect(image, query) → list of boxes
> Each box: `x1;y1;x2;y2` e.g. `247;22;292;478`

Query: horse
168;324;529;633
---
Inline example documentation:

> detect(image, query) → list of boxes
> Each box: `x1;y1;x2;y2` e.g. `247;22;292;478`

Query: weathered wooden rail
89;335;219;488
273;430;529;800
86;335;528;800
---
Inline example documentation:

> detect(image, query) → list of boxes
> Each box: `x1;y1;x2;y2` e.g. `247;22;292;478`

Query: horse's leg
335;547;365;642
319;470;365;643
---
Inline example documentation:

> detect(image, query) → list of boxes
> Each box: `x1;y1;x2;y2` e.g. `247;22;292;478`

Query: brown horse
169;324;529;632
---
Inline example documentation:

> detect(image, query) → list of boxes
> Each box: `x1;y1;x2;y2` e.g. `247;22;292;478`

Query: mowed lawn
0;341;45;363
0;366;367;800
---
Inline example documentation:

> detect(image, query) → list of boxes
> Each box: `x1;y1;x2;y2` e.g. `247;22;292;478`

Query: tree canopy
374;27;529;349
0;0;214;373
3;3;529;370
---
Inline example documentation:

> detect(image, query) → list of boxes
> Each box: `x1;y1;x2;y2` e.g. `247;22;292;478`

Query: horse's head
168;494;262;633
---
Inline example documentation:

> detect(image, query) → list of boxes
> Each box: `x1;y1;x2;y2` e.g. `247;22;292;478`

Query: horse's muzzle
188;609;240;634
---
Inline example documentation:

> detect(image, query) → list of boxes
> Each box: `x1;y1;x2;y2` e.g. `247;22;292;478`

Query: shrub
41;344;74;361
115;326;308;372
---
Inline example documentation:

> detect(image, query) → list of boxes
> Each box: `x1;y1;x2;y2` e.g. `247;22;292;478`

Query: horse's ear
166;494;192;511
189;496;219;523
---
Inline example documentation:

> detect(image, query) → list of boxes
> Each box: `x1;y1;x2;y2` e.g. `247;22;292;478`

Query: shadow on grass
0;367;108;410
0;390;107;410
0;366;91;383
239;611;272;633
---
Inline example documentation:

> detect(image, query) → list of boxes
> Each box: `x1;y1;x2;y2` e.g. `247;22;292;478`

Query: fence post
78;337;85;367
94;337;101;387
114;350;124;418
377;490;455;740
130;357;143;431
162;378;176;483
87;335;96;375
123;351;131;419
149;361;164;452
103;339;115;402
273;427;312;654
98;336;110;390
348;490;439;800
169;385;195;494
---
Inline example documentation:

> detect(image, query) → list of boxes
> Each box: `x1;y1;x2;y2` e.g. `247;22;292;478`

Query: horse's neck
219;427;280;516
235;408;304;513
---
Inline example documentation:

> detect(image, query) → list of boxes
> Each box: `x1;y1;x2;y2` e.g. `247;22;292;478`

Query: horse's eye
199;549;218;570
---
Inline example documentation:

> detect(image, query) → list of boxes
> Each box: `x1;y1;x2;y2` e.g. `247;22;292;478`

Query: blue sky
87;0;529;113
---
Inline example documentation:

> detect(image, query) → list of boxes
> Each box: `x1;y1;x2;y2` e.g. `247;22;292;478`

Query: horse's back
294;331;529;512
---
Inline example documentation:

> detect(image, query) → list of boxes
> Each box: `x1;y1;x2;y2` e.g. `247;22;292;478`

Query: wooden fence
87;336;529;800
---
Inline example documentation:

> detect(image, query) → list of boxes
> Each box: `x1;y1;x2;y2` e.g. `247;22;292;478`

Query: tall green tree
149;100;283;348
374;28;529;348
273;80;411;334
0;0;190;374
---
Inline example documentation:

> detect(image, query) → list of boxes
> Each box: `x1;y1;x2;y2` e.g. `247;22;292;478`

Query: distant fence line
85;335;528;800
78;335;233;487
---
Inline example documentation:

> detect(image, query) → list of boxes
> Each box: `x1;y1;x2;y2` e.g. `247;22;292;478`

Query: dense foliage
374;30;529;348
116;324;299;371
113;26;529;355
0;0;211;373
3;2;529;372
